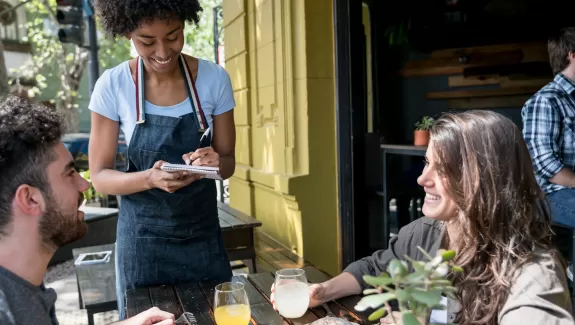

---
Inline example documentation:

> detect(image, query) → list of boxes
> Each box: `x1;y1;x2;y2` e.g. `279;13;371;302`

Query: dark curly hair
0;95;64;237
94;0;203;38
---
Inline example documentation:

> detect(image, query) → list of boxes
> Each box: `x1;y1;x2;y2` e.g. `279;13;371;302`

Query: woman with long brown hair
272;110;573;324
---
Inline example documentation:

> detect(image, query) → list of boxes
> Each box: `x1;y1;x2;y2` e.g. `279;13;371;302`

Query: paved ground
45;258;247;325
45;260;118;325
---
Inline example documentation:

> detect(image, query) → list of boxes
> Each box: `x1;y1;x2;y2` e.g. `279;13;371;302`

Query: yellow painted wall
223;0;340;275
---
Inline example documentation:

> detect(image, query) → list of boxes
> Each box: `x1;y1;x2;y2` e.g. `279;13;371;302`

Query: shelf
448;95;531;109
425;86;541;100
399;50;523;77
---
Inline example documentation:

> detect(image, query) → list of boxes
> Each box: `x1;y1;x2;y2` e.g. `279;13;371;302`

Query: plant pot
414;130;430;146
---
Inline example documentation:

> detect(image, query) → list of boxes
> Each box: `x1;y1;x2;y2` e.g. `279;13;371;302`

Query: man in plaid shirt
522;28;575;229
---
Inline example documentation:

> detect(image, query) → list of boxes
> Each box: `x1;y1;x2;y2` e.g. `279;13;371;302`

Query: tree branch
0;0;33;18
40;0;57;23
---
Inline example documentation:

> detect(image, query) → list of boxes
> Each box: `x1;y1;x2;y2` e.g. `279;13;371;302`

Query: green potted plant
414;116;434;146
354;247;462;325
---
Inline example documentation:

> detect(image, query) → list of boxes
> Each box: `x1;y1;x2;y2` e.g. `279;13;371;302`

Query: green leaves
410;289;441;307
387;260;408;277
183;0;223;61
440;250;456;262
414;116;435;131
354;292;396;312
368;307;387;322
401;311;421;325
363;275;393;288
355;246;462;324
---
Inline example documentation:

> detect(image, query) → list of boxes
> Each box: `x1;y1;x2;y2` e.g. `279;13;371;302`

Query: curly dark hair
94;0;203;38
0;95;64;237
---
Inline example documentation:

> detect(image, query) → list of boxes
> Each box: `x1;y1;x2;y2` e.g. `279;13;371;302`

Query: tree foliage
183;0;223;62
10;0;222;132
10;0;131;132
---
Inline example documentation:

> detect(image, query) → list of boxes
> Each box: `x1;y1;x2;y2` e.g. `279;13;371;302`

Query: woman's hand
182;147;220;167
146;161;203;193
270;283;326;310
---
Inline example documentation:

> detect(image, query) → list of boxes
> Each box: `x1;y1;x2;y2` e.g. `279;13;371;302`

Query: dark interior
344;0;575;259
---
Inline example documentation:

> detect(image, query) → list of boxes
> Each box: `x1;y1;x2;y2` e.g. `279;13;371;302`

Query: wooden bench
72;243;117;325
218;201;263;273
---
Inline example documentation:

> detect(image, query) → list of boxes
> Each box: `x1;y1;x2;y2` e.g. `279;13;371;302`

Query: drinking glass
274;268;309;318
213;282;251;325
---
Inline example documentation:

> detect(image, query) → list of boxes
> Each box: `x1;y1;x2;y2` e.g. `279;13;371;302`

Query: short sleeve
213;66;235;115
88;69;119;121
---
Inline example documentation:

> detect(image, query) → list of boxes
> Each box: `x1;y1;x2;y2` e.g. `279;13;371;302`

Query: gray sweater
344;217;574;325
0;266;58;325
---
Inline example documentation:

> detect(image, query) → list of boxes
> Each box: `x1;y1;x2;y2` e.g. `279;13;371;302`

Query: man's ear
12;185;45;218
568;51;575;62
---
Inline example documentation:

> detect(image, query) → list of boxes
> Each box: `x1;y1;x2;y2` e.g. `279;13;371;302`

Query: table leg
88;310;95;325
76;273;83;309
251;258;257;273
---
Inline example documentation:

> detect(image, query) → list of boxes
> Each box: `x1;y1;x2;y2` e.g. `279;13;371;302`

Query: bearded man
0;95;174;325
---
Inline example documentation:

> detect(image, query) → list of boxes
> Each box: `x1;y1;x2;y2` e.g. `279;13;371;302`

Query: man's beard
39;191;88;248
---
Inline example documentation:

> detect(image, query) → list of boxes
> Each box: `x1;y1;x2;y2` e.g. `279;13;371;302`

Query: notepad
160;164;222;180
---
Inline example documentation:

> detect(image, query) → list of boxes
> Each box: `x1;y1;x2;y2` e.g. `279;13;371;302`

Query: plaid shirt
522;73;575;194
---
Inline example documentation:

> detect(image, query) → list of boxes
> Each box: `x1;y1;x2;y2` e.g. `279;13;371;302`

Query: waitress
87;0;235;319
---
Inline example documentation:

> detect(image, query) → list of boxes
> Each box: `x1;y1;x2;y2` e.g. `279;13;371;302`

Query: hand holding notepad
163;128;223;180
161;163;222;180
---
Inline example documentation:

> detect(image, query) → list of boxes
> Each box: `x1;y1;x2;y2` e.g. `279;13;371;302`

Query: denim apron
115;55;232;319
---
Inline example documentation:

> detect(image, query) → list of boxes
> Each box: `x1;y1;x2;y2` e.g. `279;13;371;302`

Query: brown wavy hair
430;110;559;325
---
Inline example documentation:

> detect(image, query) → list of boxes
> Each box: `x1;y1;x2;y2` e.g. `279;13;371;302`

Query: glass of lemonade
274;268;310;318
213;282;251;325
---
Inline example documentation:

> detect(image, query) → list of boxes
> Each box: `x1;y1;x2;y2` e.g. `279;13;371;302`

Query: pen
198;127;210;148
186;128;211;165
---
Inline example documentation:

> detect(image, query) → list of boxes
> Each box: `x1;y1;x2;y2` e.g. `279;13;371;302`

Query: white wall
4;51;31;74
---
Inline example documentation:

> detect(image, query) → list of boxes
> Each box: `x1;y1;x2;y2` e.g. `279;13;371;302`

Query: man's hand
549;168;575;188
112;307;175;325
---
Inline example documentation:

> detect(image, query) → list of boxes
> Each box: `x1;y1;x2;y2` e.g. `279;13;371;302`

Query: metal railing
217;179;229;204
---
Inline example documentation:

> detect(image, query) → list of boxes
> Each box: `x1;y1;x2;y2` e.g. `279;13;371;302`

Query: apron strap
136;56;145;124
135;54;207;132
179;55;208;131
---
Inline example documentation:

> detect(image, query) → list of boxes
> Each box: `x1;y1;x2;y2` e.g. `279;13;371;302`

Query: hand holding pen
181;128;219;167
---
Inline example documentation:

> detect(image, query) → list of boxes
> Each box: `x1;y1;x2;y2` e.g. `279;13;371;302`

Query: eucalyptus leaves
354;247;462;325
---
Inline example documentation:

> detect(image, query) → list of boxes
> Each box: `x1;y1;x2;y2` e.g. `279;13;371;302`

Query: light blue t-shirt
88;58;235;146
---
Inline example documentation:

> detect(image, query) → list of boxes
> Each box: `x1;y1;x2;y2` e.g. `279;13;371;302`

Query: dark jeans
549;189;575;268
549;189;575;229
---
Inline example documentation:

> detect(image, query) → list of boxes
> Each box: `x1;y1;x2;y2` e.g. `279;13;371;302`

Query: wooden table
126;272;373;324
73;243;117;325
